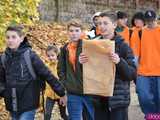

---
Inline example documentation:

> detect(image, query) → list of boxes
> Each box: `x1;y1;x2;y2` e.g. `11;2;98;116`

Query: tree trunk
55;0;59;22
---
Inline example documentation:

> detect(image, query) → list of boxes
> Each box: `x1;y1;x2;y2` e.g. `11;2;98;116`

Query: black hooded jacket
108;35;136;108
93;35;136;109
0;38;65;114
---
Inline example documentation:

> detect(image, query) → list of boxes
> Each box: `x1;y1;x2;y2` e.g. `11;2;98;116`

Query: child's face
47;50;57;62
6;31;23;50
93;16;100;26
134;19;144;28
68;26;82;42
97;16;116;37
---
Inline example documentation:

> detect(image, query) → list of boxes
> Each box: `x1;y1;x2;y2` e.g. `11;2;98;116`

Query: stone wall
38;0;160;23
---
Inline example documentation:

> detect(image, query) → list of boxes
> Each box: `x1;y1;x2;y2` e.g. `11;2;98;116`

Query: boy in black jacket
79;11;136;120
0;25;66;120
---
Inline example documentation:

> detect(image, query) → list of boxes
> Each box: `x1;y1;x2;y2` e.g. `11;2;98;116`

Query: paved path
129;83;144;120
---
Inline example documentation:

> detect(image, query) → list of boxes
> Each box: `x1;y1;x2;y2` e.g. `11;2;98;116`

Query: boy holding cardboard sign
79;11;136;120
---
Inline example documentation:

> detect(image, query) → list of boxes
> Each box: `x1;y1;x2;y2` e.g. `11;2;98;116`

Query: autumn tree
0;0;41;51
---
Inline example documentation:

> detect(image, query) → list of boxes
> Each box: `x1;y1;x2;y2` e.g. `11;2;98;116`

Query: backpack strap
1;53;6;69
129;29;133;45
138;30;142;40
129;29;133;40
24;49;46;113
23;49;37;80
0;50;37;80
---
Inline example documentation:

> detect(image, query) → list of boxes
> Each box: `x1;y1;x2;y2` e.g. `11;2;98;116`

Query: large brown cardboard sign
83;39;115;96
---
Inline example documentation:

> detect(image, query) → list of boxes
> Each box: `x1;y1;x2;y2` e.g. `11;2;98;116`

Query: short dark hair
6;25;25;37
117;11;127;19
99;11;117;22
46;44;59;54
131;12;145;26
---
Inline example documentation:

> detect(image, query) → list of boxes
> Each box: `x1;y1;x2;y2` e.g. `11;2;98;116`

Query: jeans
11;109;36;120
67;94;94;120
136;76;160;115
44;97;68;120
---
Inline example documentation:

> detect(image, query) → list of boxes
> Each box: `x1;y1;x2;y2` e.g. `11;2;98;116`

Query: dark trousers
94;106;128;120
44;97;68;120
93;97;128;120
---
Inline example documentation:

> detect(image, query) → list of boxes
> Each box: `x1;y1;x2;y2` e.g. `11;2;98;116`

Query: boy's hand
108;52;120;64
59;95;67;106
79;53;89;64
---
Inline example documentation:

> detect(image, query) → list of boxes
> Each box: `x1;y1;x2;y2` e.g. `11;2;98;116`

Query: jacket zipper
21;64;24;78
12;88;17;112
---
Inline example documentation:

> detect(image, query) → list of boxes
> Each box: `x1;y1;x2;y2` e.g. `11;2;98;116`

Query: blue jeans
136;76;160;115
11;109;36;120
67;94;94;120
44;97;68;120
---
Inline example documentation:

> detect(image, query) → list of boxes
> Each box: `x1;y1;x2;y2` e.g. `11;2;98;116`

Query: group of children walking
0;9;160;120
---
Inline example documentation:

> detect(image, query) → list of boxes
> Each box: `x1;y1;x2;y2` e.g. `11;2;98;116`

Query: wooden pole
135;0;139;9
158;0;160;9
